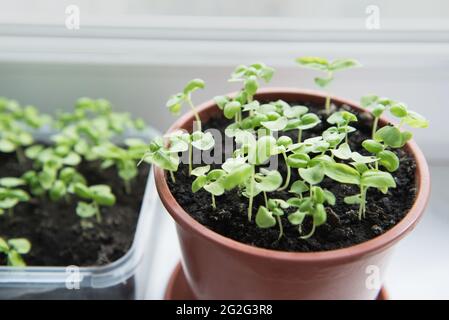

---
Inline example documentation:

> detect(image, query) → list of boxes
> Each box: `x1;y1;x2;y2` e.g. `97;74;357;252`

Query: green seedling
0;237;31;267
288;184;335;239
92;140;147;194
191;165;226;209
327;111;358;143
361;95;429;139
73;183;116;223
140;137;180;182
0;178;30;216
228;131;278;221
324;161;396;219
166;79;205;131
295;56;361;114
256;199;289;240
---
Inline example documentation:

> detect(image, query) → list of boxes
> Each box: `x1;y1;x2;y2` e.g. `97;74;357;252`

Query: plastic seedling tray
0;128;160;300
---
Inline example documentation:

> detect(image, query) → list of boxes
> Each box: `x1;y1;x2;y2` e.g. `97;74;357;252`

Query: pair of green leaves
324;162;396;193
74;183;116;221
191;165;226;197
166;79;205;115
0;237;31;267
296;56;361;88
0;178;30;215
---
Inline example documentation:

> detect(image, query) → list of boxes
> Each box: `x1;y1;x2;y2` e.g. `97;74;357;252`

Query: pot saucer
164;262;389;300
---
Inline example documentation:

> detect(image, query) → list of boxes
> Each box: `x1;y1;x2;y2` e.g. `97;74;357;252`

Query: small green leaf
287;153;310;168
222;163;252;190
390;103;408;118
8;250;26;267
374;126;403;148
0;237;9;252
403;111;429;128
255;206;276;228
298;164;325;185
323;189;336;205
360;95;378;108
313;204;327;226
255;169;282;192
49;180;67;201
191;131;215;150
351;152;378;164
289;180;309;195
191;165;211;177
223;101;242;119
314;76;333;88
295;56;329;71
183;78;205;95
8;238;31;254
344;194;361;205
0;139;15;152
73;183;92;199
214;96;229;110
166;93;184;115
331;143;352;160
76;201;97;218
244;76;258;96
329;59;361;72
261;116;288;131
288;210;307;225
362;140;384;153
361;170;396;190
0;177;25;188
25;145;44;159
378;150;399;172
0;198;19;209
324;162;360;185
192;175;207;193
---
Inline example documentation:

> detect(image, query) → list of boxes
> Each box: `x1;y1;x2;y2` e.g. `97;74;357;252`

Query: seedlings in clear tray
0;237;31;267
295;56;361;114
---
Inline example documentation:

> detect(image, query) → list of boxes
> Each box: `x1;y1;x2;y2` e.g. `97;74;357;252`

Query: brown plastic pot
154;88;430;300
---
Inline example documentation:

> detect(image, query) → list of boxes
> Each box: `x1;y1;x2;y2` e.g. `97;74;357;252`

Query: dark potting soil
0;154;149;266
168;102;417;252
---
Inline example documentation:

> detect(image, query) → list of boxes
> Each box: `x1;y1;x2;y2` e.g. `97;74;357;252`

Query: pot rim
155;87;430;264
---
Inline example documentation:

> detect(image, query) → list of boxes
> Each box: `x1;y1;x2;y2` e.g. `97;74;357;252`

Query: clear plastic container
0;128;160;300
0;168;158;300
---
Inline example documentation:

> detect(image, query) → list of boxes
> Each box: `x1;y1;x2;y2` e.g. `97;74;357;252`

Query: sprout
324;162;396;219
295;56;361;114
283;104;321;143
327;111;358;143
287;185;335;239
73;183;116;223
165;130;215;176
166;79;205;131
92;140;147;194
361;95;429;139
140;137;180;182
0;237;31;267
191;165;226;209
0;178;30;216
255;199;289;239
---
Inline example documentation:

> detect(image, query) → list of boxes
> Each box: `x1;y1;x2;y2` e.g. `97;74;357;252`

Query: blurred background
0;0;448;299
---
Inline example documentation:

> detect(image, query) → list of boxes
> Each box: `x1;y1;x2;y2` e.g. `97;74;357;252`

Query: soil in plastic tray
0;155;149;267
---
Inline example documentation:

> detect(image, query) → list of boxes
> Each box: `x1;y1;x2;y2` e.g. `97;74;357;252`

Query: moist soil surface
0;154;148;266
168;102;417;252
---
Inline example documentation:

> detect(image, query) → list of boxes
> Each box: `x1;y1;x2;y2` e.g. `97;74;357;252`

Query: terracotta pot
154;88;430;300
